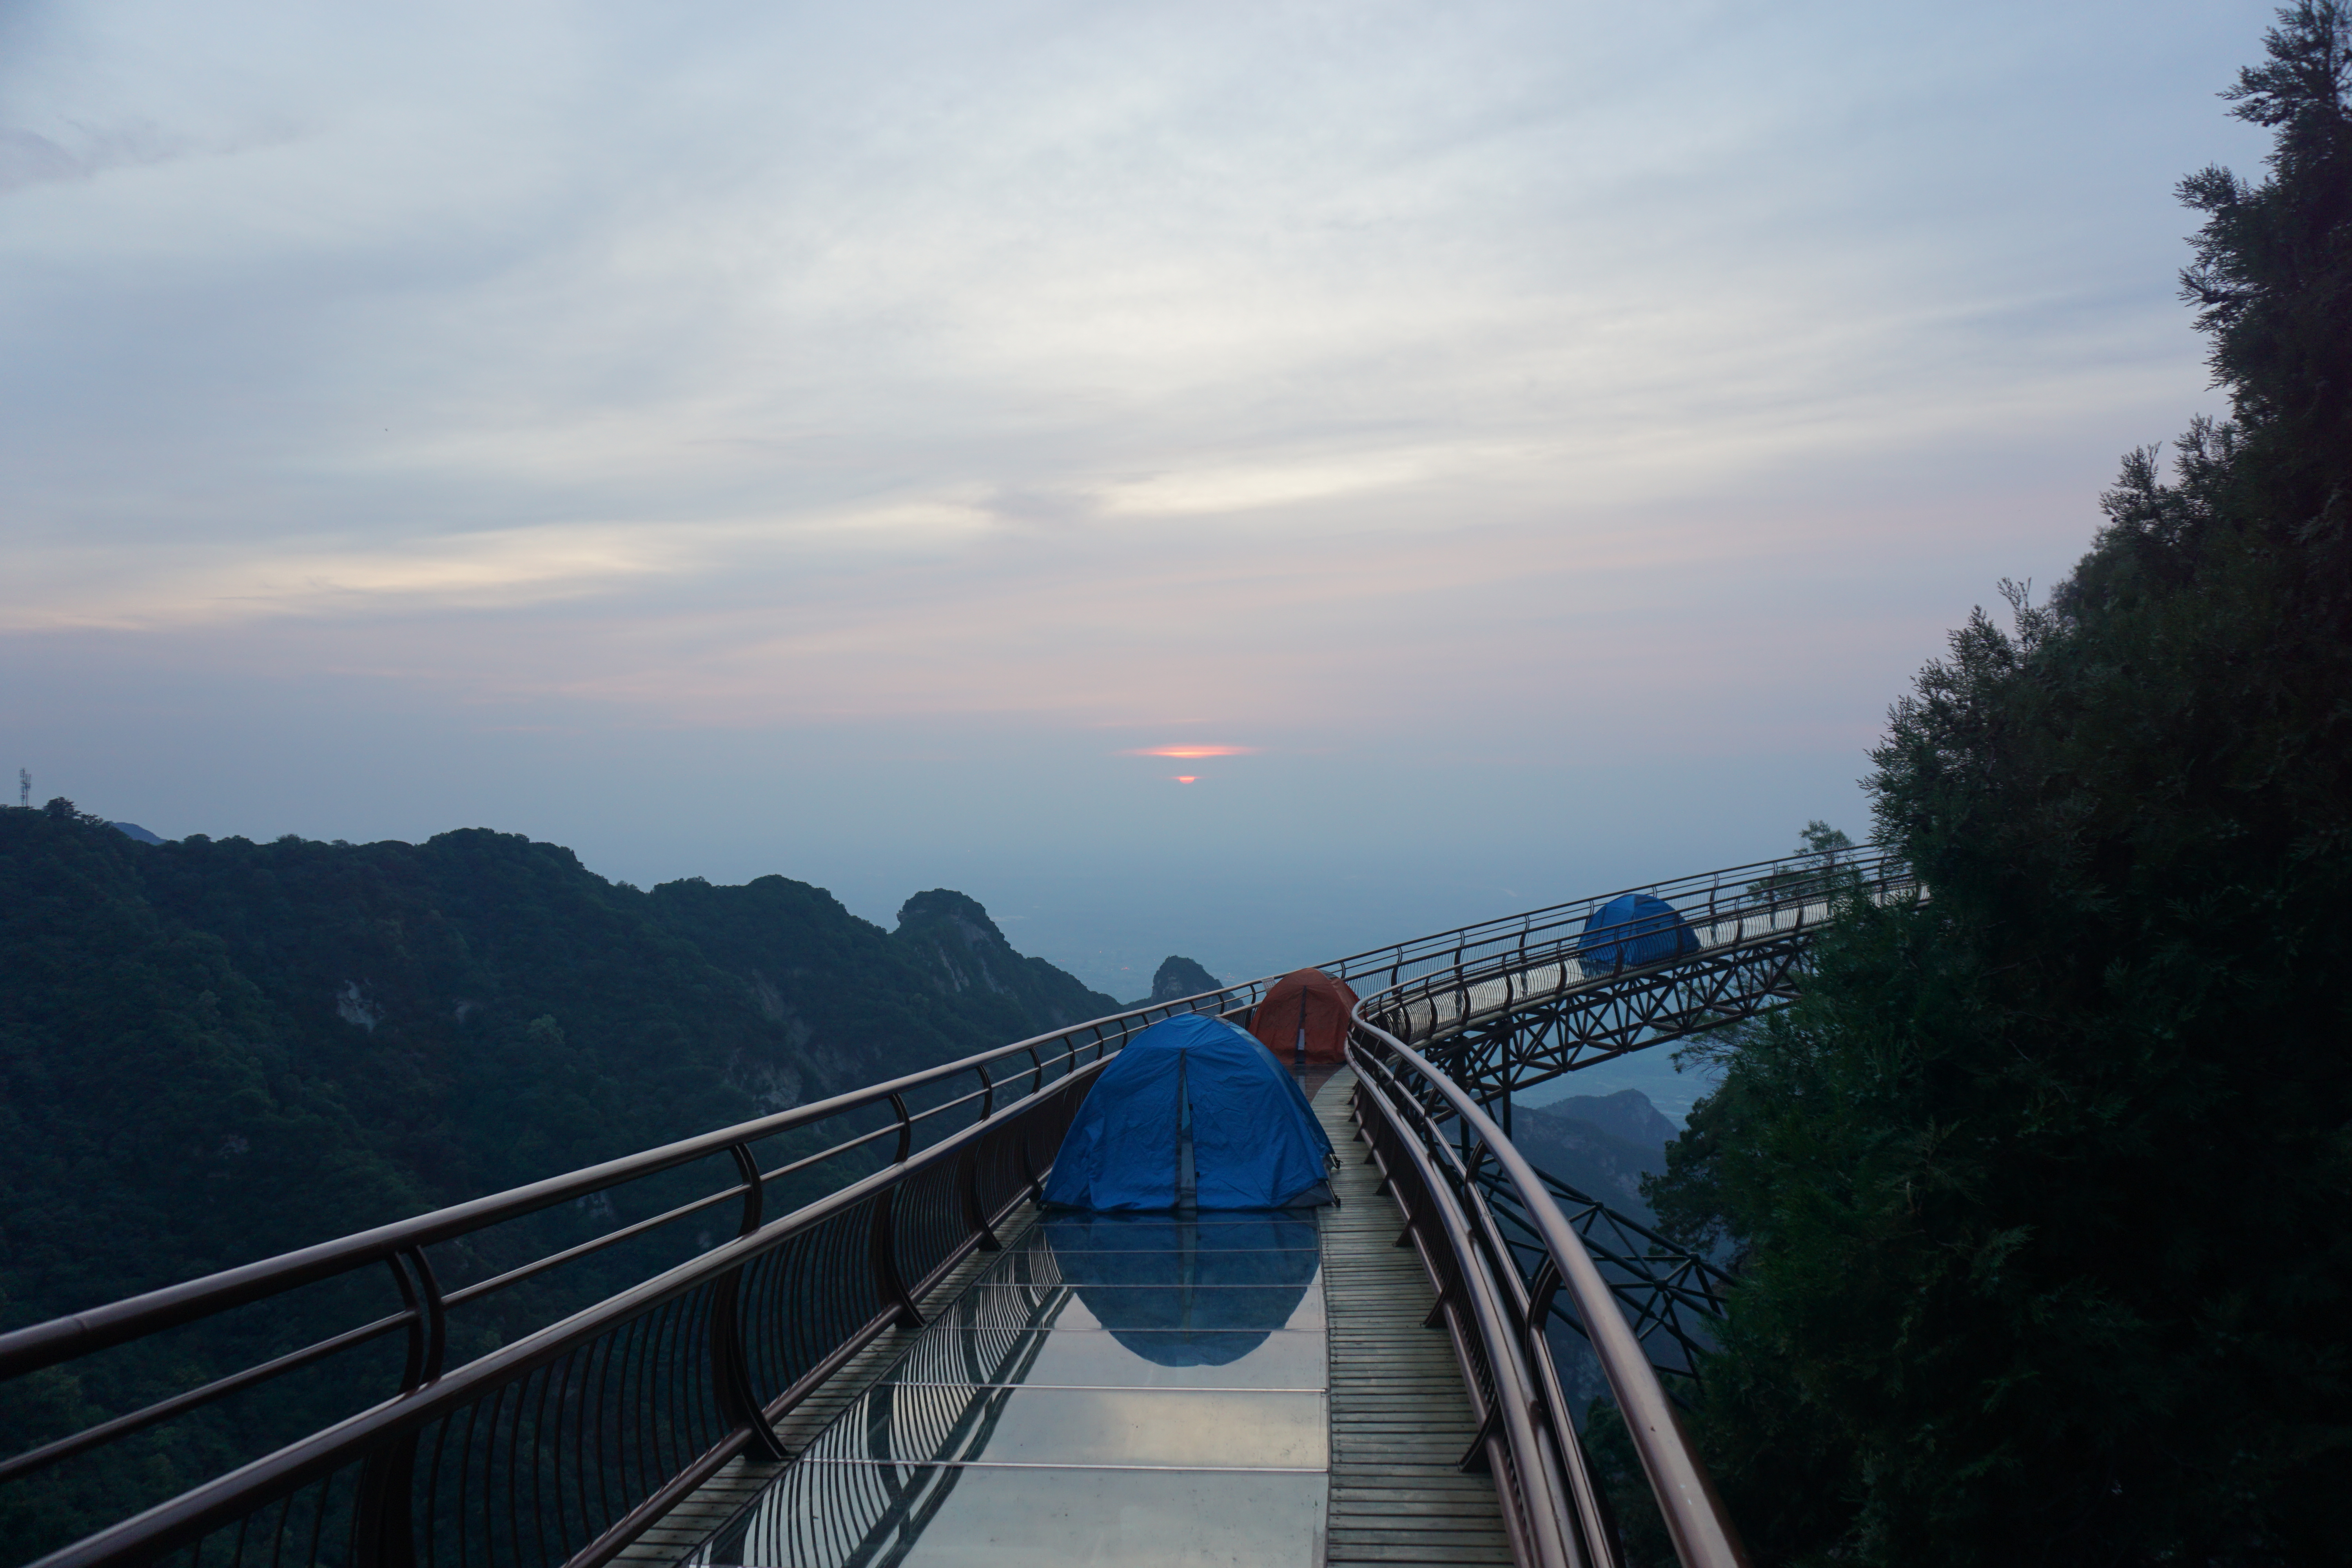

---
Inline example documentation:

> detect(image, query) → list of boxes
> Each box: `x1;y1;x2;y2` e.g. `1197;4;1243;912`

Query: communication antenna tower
16;769;26;810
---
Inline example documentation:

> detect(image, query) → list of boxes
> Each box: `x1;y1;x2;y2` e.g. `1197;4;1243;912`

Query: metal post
352;1249;445;1568
710;1145;786;1459
868;1190;924;1330
958;1147;1001;1251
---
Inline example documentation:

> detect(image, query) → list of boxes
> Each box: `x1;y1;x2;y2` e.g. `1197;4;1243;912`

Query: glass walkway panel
686;1212;1330;1566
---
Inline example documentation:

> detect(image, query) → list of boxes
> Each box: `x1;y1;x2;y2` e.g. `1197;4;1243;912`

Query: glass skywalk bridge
682;1210;1330;1567
1;851;1906;1568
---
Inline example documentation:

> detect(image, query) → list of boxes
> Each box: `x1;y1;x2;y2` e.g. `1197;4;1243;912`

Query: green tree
1795;821;1851;857
1641;8;2352;1563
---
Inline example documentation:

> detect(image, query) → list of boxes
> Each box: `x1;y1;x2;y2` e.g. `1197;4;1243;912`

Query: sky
2;0;2278;1007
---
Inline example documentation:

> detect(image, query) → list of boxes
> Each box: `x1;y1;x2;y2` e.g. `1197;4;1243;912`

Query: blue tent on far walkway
1044;1014;1334;1211
1577;891;1702;973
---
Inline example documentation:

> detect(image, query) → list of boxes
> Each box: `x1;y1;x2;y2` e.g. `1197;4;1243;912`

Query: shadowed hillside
0;805;1125;1555
0;807;1118;1325
1511;1090;1678;1220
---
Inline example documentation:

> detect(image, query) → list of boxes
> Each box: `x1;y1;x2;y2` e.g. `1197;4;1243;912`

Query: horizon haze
2;0;2272;996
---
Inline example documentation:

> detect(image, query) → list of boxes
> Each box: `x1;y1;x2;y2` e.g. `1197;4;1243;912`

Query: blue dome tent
1044;1014;1335;1211
1578;891;1702;973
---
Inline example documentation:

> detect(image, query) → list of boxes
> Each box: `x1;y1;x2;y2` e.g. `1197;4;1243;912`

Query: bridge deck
612;1215;1039;1565
1388;882;1899;1051
1318;1069;1515;1567
634;1071;1509;1566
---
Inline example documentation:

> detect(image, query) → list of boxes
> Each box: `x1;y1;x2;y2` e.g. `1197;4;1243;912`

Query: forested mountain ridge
0;807;1119;1331
885;887;1117;1031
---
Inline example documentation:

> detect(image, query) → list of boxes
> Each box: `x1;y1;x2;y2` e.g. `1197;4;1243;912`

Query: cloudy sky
1;0;2274;1001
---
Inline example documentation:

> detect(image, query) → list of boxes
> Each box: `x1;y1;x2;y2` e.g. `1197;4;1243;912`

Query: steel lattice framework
1474;1162;1732;1387
1359;851;1915;1111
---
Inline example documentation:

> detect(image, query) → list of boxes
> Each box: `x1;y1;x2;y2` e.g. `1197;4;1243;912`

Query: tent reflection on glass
1041;1213;1320;1367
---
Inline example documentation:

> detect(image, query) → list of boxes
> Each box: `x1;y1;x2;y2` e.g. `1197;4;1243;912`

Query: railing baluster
350;1248;441;1568
707;1145;786;1463
958;1147;1001;1252
867;1190;924;1331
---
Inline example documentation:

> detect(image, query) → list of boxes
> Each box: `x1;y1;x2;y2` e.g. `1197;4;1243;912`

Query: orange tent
1249;968;1361;1065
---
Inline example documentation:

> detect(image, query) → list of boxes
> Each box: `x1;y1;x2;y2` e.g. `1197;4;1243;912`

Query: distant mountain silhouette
107;822;165;845
1511;1089;1678;1220
891;889;1121;1032
1540;1087;1678;1148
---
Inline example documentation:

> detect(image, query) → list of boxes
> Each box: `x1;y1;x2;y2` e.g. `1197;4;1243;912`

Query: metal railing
1330;853;1908;1567
1356;851;1913;1102
1477;1163;1732;1390
1347;1022;1751;1568
1319;849;1907;1008
2;848;1896;1568
0;987;1279;1568
1360;849;1907;1045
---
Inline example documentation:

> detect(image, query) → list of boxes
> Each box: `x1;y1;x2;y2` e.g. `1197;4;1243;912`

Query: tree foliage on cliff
1641;8;2352;1563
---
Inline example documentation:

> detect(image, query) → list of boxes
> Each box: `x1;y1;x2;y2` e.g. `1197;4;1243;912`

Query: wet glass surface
697;1464;1328;1567
1023;1214;1322;1256
690;1209;1330;1566
799;1386;1327;1468
920;1326;1325;1388
962;1282;1326;1333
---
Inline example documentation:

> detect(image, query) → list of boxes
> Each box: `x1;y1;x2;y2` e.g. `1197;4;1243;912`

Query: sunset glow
1124;746;1257;759
0;0;2249;1006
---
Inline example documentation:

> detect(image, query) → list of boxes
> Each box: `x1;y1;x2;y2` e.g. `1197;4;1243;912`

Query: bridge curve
0;850;1910;1568
1358;849;1911;1105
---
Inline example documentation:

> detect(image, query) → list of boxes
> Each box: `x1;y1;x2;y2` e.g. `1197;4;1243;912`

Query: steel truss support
1414;932;1809;1105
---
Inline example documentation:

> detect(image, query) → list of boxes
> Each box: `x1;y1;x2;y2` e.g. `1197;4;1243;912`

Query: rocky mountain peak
1149;955;1222;1003
893;889;1005;949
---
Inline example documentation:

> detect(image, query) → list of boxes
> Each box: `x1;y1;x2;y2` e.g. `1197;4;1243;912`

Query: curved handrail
0;985;1282;1568
0;985;1274;1387
1348;1042;1595;1566
1;846;1887;1568
1354;849;1909;1047
13;1053;1108;1568
1349;1020;1752;1568
1314;849;1905;999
